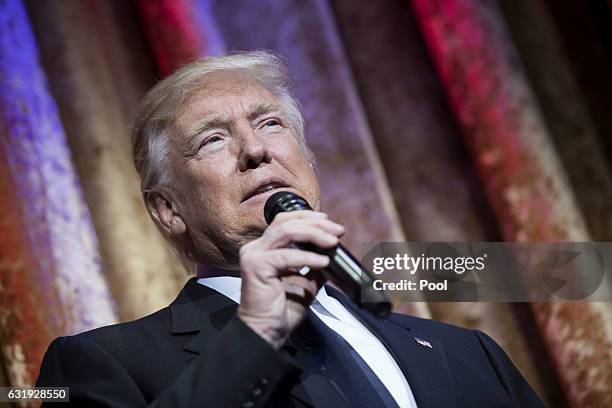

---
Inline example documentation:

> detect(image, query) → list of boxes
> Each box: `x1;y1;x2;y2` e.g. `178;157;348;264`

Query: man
37;51;543;407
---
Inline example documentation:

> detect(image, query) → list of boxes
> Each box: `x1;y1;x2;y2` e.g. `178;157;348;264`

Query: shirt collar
196;275;332;307
197;276;242;303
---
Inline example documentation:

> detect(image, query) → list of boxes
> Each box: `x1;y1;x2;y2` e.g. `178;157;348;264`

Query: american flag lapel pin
414;337;433;349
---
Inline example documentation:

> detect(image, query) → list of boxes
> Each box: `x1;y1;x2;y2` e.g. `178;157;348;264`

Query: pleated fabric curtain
1;0;611;406
409;2;612;407
0;0;117;390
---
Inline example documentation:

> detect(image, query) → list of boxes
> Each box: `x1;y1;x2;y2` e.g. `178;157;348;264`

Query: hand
237;210;345;349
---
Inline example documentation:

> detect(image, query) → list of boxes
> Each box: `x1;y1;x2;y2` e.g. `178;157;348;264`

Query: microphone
264;191;391;318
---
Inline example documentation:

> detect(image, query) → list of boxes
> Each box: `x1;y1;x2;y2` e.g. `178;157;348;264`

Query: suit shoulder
62;307;171;355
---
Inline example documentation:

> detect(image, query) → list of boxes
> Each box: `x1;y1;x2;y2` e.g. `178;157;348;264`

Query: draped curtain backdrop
1;0;611;406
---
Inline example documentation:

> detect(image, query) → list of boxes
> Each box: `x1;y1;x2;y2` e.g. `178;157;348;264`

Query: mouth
242;179;290;203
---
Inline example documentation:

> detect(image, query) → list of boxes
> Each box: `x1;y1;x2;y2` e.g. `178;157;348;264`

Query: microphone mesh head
264;191;311;224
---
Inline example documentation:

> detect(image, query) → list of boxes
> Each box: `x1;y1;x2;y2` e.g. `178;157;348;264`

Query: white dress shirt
197;276;418;408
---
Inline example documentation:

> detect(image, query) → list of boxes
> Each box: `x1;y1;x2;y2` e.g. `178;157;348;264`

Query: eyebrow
186;117;232;145
246;102;281;122
186;102;282;140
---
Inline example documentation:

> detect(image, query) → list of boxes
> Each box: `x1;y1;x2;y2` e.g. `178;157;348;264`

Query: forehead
176;72;279;126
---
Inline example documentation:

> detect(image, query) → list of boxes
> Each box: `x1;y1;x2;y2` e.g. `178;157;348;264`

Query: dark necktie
290;305;401;408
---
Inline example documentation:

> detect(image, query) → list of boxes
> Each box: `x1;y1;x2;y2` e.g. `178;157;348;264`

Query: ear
146;191;187;236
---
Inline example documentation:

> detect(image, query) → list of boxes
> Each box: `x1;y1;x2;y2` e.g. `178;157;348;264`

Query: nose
237;126;271;172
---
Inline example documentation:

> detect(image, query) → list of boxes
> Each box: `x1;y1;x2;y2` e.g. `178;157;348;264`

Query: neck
196;263;240;279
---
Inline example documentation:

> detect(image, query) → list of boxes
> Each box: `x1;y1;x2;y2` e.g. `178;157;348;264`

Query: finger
309;218;345;236
278;268;326;309
285;291;314;311
281;271;324;295
262;220;344;250
278;265;325;279
286;218;344;238
304;267;327;289
272;210;328;225
281;275;320;306
265;224;337;250
265;248;330;272
274;213;343;234
250;211;328;250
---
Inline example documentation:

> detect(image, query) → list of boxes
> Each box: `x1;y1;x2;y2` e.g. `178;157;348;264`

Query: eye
259;118;284;132
202;135;223;147
264;119;281;127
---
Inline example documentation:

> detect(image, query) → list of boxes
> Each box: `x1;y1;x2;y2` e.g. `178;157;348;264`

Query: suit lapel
325;285;457;408
169;278;238;354
169;278;349;408
181;300;237;354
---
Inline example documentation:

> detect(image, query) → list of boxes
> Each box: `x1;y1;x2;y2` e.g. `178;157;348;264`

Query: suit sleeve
36;316;299;407
474;330;544;408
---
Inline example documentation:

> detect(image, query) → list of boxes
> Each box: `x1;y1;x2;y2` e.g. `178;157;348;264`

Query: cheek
184;154;234;191
287;143;316;178
274;142;320;202
274;136;310;167
177;162;235;215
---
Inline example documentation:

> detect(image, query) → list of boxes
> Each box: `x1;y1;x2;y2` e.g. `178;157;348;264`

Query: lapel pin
414;337;433;349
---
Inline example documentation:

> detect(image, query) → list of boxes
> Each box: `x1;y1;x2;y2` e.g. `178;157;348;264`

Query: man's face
164;72;320;267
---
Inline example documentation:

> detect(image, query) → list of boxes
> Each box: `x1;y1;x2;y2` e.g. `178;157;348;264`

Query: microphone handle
296;242;391;318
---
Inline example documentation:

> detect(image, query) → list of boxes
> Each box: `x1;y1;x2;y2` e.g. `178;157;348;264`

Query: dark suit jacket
37;277;543;407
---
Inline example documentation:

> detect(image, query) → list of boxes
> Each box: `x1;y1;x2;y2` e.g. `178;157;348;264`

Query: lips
242;179;289;202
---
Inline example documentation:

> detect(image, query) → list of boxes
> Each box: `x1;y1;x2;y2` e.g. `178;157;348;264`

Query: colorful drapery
1;0;611;405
